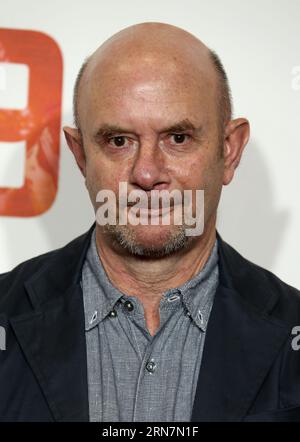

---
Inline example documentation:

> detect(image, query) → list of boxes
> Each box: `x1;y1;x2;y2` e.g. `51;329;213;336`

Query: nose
129;139;170;191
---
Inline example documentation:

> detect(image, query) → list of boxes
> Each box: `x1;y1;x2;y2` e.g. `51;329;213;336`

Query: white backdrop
0;0;299;289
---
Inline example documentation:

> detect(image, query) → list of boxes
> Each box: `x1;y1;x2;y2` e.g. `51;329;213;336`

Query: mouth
126;198;175;209
137;206;173;217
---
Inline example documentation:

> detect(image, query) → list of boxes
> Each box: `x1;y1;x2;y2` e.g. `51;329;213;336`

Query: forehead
79;53;218;132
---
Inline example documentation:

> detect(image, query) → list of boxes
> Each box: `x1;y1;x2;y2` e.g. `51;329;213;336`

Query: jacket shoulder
0;229;90;313
219;237;300;321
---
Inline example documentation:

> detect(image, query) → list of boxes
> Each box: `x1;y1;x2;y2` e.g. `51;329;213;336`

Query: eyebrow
160;119;200;133
93;119;202;141
94;124;128;141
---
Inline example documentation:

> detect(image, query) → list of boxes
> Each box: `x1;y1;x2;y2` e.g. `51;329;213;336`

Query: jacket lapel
191;233;291;421
9;225;95;422
190;283;290;421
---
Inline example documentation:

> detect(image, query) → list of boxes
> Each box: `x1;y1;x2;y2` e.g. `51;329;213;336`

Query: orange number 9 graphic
0;29;63;216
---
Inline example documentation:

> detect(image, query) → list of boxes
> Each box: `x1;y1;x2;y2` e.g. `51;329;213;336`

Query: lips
138;206;173;216
127;199;175;210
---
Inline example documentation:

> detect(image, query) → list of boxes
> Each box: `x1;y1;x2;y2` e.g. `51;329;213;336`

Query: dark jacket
1;224;300;422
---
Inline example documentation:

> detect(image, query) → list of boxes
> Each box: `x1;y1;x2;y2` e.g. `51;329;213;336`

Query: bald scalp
73;22;232;133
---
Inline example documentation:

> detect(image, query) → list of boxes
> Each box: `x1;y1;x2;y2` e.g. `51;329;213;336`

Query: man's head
72;34;233;137
64;22;250;258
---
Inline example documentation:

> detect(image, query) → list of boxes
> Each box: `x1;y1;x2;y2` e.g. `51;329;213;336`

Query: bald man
1;23;300;423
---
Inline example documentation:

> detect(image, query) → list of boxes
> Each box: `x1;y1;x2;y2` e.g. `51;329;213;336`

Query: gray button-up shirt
81;228;219;422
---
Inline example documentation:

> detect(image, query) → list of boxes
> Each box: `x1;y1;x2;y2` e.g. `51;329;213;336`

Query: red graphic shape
0;28;63;216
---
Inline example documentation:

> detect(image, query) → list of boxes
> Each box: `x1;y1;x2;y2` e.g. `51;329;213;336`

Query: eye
109;136;128;148
169;133;190;144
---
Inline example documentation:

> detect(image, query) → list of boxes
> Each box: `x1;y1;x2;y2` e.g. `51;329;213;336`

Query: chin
104;223;191;258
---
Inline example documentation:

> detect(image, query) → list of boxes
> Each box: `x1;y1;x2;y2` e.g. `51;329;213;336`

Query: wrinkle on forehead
77;22;218;129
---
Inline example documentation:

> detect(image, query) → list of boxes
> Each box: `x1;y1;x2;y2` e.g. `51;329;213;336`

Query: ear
63;126;86;177
222;118;250;186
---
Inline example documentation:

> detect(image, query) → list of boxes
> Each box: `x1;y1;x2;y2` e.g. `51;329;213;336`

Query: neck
94;217;217;312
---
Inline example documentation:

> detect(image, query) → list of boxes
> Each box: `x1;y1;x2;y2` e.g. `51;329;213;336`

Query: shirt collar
82;228;124;331
161;239;219;331
82;227;219;332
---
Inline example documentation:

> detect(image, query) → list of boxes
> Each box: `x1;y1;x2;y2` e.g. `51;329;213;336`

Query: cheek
85;155;128;197
167;156;196;187
174;154;224;212
169;155;212;190
168;134;221;190
201;162;224;221
84;158;104;203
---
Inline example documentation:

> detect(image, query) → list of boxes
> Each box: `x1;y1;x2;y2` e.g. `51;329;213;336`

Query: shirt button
124;300;134;312
168;294;180;302
197;309;204;324
108;309;117;318
146;359;157;373
89;310;98;325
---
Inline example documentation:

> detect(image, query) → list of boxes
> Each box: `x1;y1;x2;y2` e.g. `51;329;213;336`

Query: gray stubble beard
102;223;194;258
